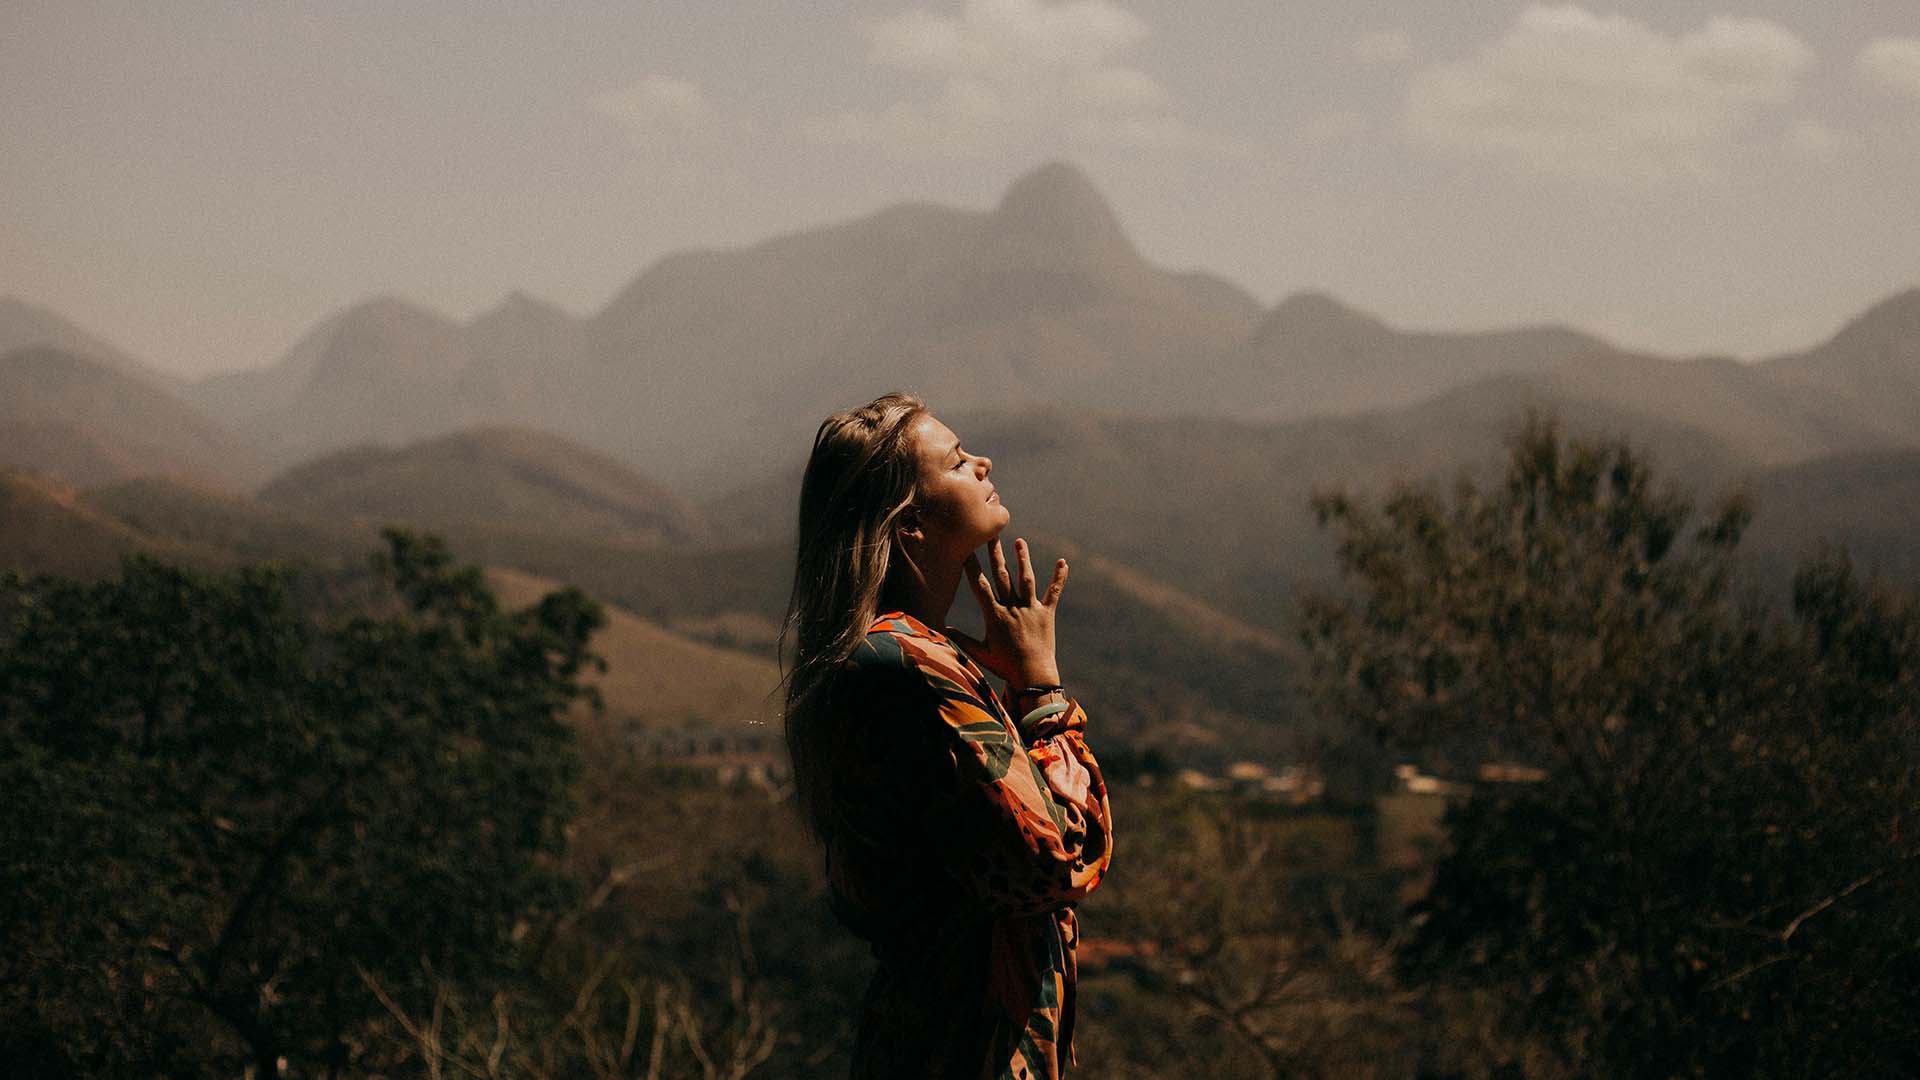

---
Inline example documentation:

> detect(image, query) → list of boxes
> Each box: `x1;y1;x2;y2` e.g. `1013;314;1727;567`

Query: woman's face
905;412;1009;560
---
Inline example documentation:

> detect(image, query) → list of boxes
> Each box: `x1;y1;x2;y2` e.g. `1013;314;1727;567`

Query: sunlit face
904;413;1009;561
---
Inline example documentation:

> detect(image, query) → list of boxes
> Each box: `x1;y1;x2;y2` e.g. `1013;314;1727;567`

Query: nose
977;454;992;477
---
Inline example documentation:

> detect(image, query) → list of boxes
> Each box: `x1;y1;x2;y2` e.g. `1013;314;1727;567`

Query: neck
886;551;963;630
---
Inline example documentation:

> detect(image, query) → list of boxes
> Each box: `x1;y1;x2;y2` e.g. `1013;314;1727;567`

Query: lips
987;488;999;503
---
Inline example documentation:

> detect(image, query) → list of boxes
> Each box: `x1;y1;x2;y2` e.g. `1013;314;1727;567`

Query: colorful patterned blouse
824;611;1114;1080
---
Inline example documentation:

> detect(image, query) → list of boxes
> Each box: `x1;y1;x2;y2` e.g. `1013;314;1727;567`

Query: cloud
1302;111;1372;144
590;74;716;136
1405;5;1812;183
1785;119;1853;158
1353;30;1413;66
1857;37;1920;99
799;0;1242;156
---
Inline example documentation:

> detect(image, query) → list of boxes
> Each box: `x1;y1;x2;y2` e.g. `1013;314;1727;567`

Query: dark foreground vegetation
4;421;1917;1077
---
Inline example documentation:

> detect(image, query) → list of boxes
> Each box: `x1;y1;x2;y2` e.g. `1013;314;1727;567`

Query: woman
783;393;1114;1079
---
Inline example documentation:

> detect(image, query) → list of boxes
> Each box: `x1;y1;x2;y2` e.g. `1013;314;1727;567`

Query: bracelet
1020;701;1071;729
1014;683;1065;699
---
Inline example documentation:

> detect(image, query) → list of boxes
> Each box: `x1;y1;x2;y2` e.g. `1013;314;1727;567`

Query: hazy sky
4;1;1918;378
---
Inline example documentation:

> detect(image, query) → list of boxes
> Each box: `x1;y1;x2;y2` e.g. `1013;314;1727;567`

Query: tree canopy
0;531;603;1076
1303;415;1920;1077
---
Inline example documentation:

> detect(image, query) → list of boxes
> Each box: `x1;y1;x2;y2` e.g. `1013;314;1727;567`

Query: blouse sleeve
851;632;1114;918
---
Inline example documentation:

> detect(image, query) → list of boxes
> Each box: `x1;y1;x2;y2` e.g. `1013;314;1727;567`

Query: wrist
1013;666;1061;690
1013;682;1066;705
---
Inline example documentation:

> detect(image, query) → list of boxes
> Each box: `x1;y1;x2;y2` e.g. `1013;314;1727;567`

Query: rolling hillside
8;451;1311;762
0;469;207;579
258;426;710;544
0;346;266;490
486;566;783;736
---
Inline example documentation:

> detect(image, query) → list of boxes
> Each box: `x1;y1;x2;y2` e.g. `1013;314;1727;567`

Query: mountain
183;163;1272;491
174;161;1919;504
1225;291;1613;420
0;347;266;489
1759;288;1920;443
460;291;592;413
186;296;497;462
793;161;1263;424
1535;350;1878;467
258;425;710;544
0;296;179;390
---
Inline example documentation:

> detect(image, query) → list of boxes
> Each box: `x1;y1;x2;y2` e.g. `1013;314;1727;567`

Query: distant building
628;724;788;790
1394;763;1469;797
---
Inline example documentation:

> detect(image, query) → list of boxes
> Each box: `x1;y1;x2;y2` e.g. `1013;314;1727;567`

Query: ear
895;507;924;544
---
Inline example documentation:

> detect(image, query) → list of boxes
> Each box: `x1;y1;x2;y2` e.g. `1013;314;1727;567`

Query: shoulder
852;612;955;675
850;612;998;708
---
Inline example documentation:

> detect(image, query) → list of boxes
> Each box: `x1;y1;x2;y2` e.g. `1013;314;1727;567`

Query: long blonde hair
782;392;927;840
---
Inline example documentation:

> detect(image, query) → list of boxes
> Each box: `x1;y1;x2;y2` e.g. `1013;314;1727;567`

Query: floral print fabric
825;611;1113;1079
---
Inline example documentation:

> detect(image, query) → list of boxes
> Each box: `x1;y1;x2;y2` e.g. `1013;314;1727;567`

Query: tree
1301;415;1920;1077
0;531;603;1076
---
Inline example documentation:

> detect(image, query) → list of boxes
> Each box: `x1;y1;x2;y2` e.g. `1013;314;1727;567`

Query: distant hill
1226;291;1611;420
12;455;1310;761
713;377;1761;633
258;426;710;544
0;296;179;390
1759;288;1920;445
486;566;783;735
0;346;266;490
1532;350;1879;467
0;469;204;579
84;475;374;566
186;296;504;464
1740;447;1920;588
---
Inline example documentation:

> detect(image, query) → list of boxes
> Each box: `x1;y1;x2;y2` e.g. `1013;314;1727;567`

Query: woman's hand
948;537;1067;690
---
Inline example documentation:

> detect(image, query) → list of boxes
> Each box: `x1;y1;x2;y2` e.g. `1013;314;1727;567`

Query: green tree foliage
0;531;603;1076
1302;415;1920;1077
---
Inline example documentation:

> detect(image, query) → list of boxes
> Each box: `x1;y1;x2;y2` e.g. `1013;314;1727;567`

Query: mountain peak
472;289;572;330
985;160;1136;264
1258;290;1388;338
0;296;172;388
1270;290;1364;323
1829;286;1920;347
340;293;456;327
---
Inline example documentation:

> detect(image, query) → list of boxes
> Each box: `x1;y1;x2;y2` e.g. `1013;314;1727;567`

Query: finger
1042;557;1069;607
963;554;999;610
989;539;1012;600
1015;538;1037;605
